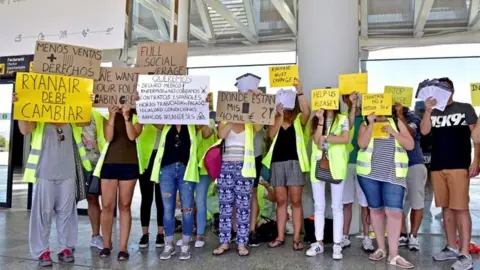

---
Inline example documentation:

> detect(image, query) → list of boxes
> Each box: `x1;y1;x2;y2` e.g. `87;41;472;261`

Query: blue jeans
357;175;406;212
196;175;212;236
160;163;196;242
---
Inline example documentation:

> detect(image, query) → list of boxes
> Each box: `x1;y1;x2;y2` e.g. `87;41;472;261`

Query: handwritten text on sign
14;72;93;123
32;41;102;80
362;93;392;116
311;88;339;110
136;42;187;75
93;67;155;108
384;86;413;107
471;83;480;107
269;65;298;88
136;75;209;124
216;91;276;125
339;73;368;95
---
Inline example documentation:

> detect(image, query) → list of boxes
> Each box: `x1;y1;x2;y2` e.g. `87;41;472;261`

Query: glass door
0;83;14;208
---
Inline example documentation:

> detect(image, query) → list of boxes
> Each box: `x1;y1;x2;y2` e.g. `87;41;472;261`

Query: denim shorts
100;163;139;180
357;175;405;211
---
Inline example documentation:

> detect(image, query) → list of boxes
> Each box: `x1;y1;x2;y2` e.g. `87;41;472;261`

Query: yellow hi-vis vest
356;118;409;178
199;123;257;178
91;110;106;153
310;114;349;182
24;122;92;184
137;124;158;175
262;114;310;172
150;125;199;183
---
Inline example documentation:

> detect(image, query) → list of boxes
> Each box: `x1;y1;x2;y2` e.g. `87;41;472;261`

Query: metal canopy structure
130;0;480;53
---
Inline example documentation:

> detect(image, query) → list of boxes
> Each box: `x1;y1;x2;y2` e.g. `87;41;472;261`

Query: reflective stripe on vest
24;122;92;183
150;125;199;183
262;114;310;172
309;114;349;182
356;118;409;178
199;123;257;178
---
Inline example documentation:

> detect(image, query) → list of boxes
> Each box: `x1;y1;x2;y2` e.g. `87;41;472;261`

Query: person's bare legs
250;188;258;232
343;203;352;236
100;180;118;250
386;209;413;267
288;186;304;249
118;180;137;253
454;209;472;255
369;209;386;257
410;209;423;237
361;207;370;236
269;186;287;246
87;195;101;235
443;208;458;249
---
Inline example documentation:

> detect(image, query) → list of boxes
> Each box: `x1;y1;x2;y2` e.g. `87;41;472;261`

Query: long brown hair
311;110;339;136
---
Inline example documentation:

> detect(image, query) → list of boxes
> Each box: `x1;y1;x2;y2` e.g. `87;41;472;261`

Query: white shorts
342;164;368;207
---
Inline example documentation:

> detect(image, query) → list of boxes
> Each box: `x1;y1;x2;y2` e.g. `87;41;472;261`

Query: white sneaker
362;237;375;252
399;235;408;247
176;239;183;247
194;240;205;248
90;235;104;250
332;244;343;260
408;234;420;251
306;242;324;257
340;235;351;248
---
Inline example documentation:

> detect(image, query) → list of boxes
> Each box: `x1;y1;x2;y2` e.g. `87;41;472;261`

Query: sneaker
340;235;351;248
332;244;343;260
399;235;408;247
249;231;259;247
90;235;104;250
362;237;375;252
179;245;191;260
160;245;176;260
194;240;205;248
38;251;53;267
156;234;165;248
451;254;474;270
139;234;149;248
57;248;75;263
306;242;324;257
433;246;459;261
408;234;420;251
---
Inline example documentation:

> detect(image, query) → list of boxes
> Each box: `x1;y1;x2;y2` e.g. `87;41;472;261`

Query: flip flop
388;255;414;269
293;241;304;251
268;239;285;248
369;249;387;261
212;246;231;256
237;246;250;257
117;251;129;261
99;248;111;258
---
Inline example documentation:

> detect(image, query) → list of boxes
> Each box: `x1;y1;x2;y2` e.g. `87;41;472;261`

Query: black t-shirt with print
430;102;477;171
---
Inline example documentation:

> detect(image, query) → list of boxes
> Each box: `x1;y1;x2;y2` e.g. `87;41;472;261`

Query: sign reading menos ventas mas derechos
14;72;93;123
136;75;210;125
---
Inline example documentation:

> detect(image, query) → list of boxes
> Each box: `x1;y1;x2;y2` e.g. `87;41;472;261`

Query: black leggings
139;150;164;227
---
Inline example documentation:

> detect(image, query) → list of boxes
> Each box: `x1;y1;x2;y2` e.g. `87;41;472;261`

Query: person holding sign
357;113;414;268
305;107;350;260
94;105;142;261
15;93;93;267
151;122;214;261
208;90;264;257
263;82;311;251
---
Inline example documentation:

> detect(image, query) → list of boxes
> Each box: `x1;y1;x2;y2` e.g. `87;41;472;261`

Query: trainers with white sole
332;244;343;260
407;234;420;251
340;235;351;248
306;242;324;257
362;237;375;252
195;240;205;248
179;245;191;260
90;235;104;250
433;246;459;261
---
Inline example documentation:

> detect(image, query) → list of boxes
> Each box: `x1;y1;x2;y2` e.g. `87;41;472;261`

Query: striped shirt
223;130;245;162
362;136;406;188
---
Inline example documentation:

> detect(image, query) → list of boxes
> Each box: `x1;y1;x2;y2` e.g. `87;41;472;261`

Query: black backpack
256;216;278;242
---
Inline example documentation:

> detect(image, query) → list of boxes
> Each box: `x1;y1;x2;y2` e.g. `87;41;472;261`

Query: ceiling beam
133;24;165;41
203;0;258;43
468;0;480;30
360;0;368;37
137;0;211;43
195;0;215;40
138;0;169;39
243;0;258;35
414;0;435;38
270;0;296;35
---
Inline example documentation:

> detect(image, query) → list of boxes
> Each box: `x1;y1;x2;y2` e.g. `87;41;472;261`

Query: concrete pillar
297;0;362;235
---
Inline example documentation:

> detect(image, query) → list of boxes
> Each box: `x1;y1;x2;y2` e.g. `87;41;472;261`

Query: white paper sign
136;75;210;125
417;86;452;112
276;89;297;110
0;0;126;57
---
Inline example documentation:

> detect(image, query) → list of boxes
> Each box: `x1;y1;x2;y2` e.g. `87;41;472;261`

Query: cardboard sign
216;91;276;125
14;72;93;123
372;122;390;139
32;41;102;80
311;88;339;110
136;75;209;124
471;83;480;107
269;65;298;88
93;67;155;108
135;42;188;75
384;86;413;107
339;73;368;95
362;93;392;116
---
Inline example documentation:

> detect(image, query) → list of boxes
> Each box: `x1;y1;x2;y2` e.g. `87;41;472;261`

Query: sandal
268;239;285;248
388;255;414;269
212;245;231;256
99;248;111;258
369;248;387;261
293;241;304;251
237;246;250;257
117;251;129;261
